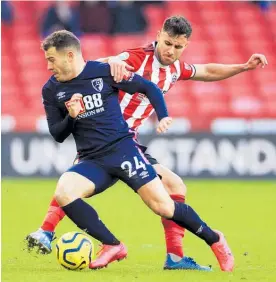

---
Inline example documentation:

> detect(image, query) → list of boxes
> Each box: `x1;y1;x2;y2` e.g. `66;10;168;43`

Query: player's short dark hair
41;30;81;52
162;16;192;38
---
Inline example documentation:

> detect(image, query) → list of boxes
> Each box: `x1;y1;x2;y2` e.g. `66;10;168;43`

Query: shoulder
119;42;154;71
143;42;155;53
82;61;111;78
42;77;58;104
124;42;154;57
122;43;154;60
85;60;104;69
42;77;56;96
84;60;105;71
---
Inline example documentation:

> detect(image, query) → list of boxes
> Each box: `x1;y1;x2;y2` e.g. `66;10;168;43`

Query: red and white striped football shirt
118;42;196;131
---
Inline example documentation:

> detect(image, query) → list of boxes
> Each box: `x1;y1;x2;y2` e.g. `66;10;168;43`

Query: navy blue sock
172;202;219;246
62;199;120;245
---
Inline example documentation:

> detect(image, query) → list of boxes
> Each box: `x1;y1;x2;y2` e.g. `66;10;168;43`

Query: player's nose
47;62;53;71
167;48;174;56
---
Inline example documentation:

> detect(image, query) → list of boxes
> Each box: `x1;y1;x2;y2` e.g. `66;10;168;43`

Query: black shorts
74;151;159;166
71;142;159;194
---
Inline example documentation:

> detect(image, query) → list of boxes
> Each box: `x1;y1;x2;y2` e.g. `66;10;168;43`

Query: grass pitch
2;179;276;282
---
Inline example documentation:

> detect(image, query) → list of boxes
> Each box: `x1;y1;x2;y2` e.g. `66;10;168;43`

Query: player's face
45;47;73;82
156;31;189;65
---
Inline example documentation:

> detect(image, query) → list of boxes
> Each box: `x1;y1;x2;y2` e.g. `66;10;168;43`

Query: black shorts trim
144;153;159;165
143;153;162;180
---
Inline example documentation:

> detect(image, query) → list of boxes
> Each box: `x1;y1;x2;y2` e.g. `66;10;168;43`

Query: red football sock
161;194;185;258
41;198;65;232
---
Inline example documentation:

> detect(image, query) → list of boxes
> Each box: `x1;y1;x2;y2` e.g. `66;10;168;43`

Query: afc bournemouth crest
91;78;103;92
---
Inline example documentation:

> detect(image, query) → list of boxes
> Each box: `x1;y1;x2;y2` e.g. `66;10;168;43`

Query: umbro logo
57;92;66;99
196;225;203;234
139;171;149;178
91;78;103;92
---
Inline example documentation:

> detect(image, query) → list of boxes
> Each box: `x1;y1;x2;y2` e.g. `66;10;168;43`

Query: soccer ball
56;232;94;270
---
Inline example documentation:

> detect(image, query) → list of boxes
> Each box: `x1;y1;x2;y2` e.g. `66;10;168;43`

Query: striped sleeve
117;47;147;72
179;61;196;80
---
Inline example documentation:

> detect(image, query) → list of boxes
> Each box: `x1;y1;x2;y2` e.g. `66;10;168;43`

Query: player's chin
161;57;175;66
55;75;64;82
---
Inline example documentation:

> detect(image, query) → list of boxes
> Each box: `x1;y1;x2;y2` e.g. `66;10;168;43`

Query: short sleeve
179;61;196;80
117;47;147;72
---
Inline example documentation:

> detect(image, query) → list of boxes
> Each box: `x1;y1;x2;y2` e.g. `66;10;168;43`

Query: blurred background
1;0;276;179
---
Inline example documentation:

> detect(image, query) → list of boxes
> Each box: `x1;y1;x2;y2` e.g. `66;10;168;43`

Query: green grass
2;179;276;282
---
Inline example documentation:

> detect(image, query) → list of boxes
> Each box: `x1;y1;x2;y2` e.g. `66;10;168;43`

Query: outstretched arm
191;54;268;82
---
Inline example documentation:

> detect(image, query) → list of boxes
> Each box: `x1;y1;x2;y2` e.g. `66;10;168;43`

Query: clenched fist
67;93;83;118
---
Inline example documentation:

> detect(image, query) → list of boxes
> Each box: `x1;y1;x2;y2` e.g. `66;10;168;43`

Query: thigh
153;163;187;196
143;149;186;196
104;140;158;192
137;177;175;218
67;160;118;195
56;171;95;206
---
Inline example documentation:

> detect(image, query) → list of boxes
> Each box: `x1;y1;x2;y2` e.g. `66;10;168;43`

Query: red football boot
89;242;127;269
211;230;234;272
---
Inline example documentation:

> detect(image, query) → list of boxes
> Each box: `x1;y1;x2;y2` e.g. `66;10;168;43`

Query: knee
55;172;95;206
54;184;66;206
163;174;187;196
54;174;77;206
151;200;175;218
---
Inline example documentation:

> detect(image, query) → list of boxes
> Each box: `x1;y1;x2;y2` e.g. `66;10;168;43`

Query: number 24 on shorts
121;156;146;178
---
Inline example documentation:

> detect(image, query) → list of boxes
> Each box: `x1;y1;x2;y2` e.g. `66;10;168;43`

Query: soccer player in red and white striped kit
27;15;267;271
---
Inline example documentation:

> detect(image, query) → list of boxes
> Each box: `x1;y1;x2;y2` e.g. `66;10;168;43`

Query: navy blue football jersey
42;61;168;157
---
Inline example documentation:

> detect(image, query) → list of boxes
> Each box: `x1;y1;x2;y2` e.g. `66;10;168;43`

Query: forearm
202;63;248;81
137;80;169;120
110;70;169;120
48;115;76;143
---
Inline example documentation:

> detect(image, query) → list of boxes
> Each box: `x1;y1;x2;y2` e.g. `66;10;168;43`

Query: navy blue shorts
67;138;157;194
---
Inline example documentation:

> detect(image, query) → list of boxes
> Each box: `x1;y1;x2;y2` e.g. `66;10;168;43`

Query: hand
108;56;134;83
245;54;268;70
67;93;83;118
156;117;173;134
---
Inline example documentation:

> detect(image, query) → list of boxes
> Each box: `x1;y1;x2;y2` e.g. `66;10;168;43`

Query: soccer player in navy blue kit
40;30;234;271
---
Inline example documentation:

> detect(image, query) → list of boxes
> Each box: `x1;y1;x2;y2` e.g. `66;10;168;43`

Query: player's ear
67;51;74;62
157;30;161;41
184;38;190;48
